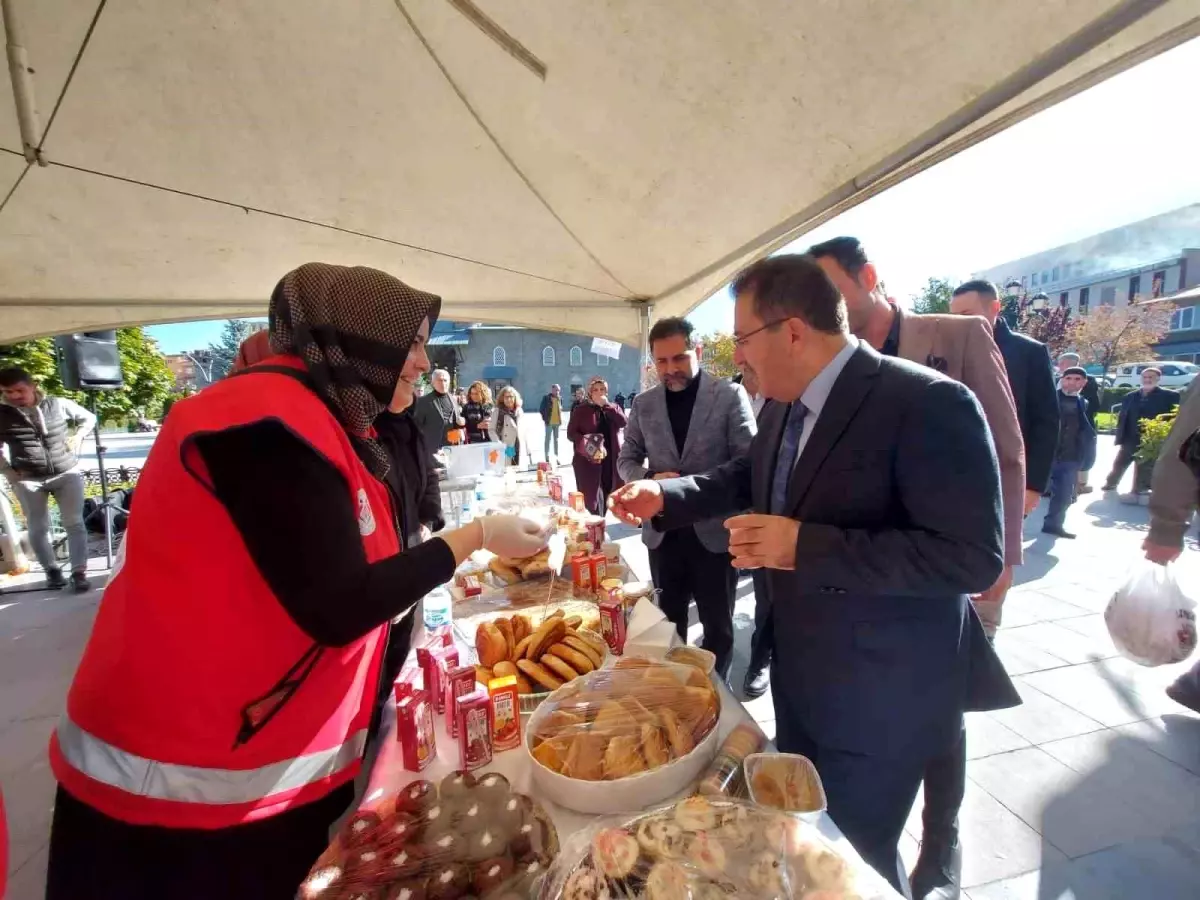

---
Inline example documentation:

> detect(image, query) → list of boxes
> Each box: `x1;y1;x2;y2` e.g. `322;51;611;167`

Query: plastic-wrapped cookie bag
537;795;902;899
298;770;559;899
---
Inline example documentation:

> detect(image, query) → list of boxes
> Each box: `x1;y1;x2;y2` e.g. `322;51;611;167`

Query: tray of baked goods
470;608;609;713
299;771;560;900
537;794;900;900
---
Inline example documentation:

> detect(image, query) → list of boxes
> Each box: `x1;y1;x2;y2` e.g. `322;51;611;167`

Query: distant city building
164;353;200;391
429;322;641;405
971;203;1200;362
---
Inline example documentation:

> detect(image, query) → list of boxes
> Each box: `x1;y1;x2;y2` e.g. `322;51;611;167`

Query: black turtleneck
665;374;701;455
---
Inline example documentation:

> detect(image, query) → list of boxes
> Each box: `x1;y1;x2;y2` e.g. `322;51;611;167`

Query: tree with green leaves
698;332;739;379
909;277;954;315
206;319;264;381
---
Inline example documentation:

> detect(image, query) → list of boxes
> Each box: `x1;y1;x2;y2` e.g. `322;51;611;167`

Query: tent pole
2;0;45;165
638;302;653;392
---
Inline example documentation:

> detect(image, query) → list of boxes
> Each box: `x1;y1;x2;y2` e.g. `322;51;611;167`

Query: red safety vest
49;356;398;829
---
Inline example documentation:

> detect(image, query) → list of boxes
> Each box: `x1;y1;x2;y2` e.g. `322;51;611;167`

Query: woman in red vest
46;263;550;899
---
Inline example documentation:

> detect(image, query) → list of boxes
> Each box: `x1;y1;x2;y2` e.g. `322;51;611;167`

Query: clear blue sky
150;37;1200;352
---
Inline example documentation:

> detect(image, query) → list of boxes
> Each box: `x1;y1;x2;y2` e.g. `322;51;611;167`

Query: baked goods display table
361;635;869;881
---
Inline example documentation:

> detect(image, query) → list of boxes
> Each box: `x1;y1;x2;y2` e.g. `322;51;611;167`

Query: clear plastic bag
1105;562;1197;667
527;659;720;783
298;771;559;899
537;796;901;899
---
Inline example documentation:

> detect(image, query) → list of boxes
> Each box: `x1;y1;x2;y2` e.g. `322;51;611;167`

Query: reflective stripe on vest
56;716;366;806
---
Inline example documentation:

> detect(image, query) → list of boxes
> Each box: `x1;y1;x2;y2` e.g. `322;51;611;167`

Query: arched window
569;346;583;367
542;346;555;367
492;346;506;366
596;353;610;367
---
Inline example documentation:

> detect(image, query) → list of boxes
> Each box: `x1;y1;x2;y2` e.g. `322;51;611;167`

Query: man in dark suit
1103;367;1181;496
618;317;756;679
609;254;1014;894
1056;352;1101;493
950;280;1059;515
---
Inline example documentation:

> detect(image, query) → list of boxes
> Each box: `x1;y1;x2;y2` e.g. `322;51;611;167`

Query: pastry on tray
474;611;607;696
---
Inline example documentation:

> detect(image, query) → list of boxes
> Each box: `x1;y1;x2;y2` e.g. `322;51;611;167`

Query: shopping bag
1104;561;1197;667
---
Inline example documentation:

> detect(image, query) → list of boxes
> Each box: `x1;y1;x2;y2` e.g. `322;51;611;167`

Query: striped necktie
770;402;808;514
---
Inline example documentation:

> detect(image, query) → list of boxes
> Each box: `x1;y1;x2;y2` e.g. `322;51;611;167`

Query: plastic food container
524;662;722;815
665;645;716;676
745;752;827;820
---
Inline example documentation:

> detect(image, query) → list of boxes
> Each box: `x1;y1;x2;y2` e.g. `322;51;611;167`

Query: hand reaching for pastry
480;514;551;559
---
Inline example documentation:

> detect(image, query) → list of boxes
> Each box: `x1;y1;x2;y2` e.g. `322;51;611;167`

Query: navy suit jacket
993;319;1059;493
659;344;1017;759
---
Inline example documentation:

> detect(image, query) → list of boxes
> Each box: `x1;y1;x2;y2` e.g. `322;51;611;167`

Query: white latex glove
480;514;551;558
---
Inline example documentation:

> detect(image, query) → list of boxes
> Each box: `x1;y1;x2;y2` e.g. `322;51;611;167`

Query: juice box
488;675;521;752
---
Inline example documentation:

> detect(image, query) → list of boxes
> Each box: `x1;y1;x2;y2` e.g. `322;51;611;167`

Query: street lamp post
184;351;215;387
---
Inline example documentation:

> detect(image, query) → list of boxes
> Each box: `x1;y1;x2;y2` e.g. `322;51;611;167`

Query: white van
1110;361;1199;389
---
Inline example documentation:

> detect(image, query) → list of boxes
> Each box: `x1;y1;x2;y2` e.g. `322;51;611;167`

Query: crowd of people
1;247;1194;900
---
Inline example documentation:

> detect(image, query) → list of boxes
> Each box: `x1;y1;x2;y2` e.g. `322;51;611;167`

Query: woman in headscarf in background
45;263;550;899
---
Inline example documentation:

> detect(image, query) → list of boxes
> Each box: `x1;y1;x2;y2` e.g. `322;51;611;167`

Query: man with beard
617;317;756;679
809;237;1025;900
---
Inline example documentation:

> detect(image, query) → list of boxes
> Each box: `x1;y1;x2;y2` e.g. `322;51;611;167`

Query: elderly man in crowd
413;368;463;454
1057;352;1101;493
1103;367;1180;499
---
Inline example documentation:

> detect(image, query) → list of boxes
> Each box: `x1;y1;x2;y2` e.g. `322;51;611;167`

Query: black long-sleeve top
193;421;455;648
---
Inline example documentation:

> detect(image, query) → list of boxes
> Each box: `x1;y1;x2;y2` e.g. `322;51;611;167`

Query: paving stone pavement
2;443;1198;898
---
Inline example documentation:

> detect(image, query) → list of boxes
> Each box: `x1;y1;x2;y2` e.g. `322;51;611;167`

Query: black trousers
773;671;925;898
648;527;738;678
919;728;967;840
46;783;355;899
747;569;773;674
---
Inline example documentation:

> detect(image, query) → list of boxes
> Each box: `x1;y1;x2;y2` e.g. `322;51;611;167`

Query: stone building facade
435;324;642;408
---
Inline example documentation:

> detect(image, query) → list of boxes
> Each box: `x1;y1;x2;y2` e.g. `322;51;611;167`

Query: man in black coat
950;281;1059;516
1103;367;1181;495
412;368;463;457
609;254;1018;895
1056;352;1101;493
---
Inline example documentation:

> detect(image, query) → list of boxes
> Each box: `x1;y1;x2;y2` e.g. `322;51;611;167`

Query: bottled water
423;584;453;630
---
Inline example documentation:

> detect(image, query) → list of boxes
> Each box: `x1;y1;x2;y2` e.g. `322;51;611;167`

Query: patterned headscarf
268;263;441;477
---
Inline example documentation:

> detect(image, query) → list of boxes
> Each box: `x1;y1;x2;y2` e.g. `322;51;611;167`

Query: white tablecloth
360;639;883;890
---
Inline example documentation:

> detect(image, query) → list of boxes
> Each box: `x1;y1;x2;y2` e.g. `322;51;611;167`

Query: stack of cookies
548;796;870;900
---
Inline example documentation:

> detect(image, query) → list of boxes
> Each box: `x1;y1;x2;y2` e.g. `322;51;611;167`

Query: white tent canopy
1;0;1197;347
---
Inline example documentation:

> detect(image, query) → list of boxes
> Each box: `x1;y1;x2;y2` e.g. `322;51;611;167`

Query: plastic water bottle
423;584;453;630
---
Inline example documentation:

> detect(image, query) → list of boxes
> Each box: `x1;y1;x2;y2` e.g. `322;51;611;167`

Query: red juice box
393;664;423;701
599;595;627;654
457;689;493;771
570;553;594;591
397;689;436;772
428;644;460;715
584;515;606;548
445;664;477;739
488;675;521;752
587;552;608;587
547;474;564;502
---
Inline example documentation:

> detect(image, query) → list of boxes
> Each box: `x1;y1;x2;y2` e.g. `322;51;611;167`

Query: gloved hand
480;514;551;558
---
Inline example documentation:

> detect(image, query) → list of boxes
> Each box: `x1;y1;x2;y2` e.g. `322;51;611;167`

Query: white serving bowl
522;662;721;814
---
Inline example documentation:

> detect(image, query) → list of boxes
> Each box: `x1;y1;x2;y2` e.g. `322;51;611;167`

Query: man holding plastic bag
1120;384;1200;709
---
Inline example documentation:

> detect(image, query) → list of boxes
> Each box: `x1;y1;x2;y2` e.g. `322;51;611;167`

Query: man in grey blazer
618;317;756;678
